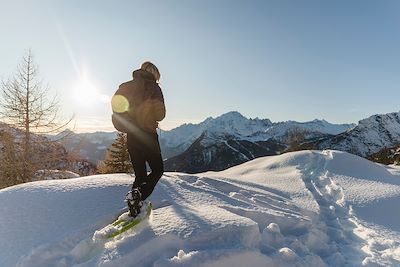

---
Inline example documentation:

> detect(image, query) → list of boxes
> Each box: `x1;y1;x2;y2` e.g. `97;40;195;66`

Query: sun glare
74;73;110;107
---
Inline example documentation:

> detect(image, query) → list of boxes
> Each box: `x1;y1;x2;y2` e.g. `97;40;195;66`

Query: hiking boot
125;188;143;217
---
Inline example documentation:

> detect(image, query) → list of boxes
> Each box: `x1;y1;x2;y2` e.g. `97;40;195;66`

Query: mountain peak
312;119;328;124
215;111;247;121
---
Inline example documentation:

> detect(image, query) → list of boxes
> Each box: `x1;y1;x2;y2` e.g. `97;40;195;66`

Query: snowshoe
93;201;153;240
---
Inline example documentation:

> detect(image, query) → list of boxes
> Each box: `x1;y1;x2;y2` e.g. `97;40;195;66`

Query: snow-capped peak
213;111;247;122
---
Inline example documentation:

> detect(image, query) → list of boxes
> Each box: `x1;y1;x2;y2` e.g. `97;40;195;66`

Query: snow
33;169;80;180
1;150;400;266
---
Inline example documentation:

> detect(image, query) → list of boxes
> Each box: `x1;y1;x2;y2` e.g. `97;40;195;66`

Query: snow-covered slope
1;150;399;266
315;111;400;157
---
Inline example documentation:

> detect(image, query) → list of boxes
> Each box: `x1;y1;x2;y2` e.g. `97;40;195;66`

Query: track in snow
300;150;367;266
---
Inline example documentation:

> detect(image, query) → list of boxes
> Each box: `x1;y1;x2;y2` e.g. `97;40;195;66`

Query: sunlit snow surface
0;150;399;267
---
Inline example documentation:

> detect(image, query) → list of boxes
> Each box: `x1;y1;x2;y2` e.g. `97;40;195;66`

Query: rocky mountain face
304;111;400;157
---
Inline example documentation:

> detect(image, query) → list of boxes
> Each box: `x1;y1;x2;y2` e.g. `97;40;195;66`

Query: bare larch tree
0;50;72;184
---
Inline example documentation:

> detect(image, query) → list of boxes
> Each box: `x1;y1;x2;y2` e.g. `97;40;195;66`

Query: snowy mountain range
1;150;399;266
162;111;355;172
160;111;354;159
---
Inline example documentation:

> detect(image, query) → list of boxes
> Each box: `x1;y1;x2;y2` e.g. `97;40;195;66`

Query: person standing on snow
111;61;165;217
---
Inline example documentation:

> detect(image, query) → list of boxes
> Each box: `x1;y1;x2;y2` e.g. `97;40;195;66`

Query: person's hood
132;69;156;82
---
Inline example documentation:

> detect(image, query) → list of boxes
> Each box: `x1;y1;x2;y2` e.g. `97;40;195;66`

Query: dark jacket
113;69;166;134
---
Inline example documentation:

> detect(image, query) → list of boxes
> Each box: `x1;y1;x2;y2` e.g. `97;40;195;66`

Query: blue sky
0;0;399;132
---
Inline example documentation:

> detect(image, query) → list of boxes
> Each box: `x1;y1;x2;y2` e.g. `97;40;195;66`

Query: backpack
111;92;133;133
112;112;131;133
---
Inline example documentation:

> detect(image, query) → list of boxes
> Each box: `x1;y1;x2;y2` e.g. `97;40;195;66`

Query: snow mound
0;150;400;266
33;169;80;180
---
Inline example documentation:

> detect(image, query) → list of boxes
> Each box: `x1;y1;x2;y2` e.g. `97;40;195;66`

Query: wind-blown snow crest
0;150;399;266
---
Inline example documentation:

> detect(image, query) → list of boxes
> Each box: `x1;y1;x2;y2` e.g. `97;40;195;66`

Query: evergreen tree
99;132;133;173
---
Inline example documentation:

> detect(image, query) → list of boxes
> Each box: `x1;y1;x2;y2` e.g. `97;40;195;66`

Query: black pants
127;130;164;201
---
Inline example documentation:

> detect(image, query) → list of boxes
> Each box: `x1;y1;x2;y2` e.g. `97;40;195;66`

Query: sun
76;79;97;103
74;74;110;107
